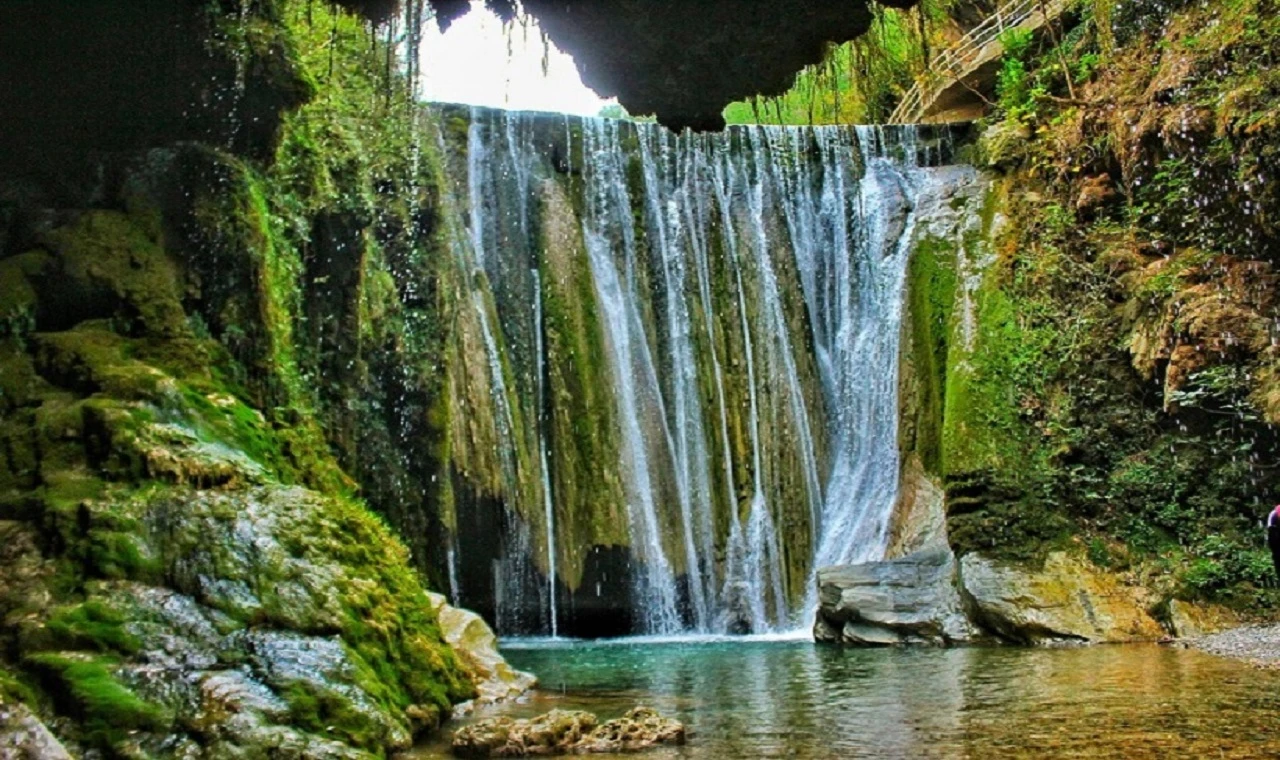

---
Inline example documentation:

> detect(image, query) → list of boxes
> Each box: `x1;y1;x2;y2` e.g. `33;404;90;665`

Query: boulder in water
814;546;978;646
451;707;685;757
575;707;687;754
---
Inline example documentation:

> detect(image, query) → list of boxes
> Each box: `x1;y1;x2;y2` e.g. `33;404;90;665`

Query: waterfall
441;105;975;635
579;118;684;634
532;268;559;637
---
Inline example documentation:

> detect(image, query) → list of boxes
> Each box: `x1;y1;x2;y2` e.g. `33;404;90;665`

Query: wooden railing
888;0;1072;124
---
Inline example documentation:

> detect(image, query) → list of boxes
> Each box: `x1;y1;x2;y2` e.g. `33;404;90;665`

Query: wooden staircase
888;0;1073;124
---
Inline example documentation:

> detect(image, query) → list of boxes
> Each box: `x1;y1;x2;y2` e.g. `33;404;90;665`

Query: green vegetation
723;0;958;125
0;664;39;707
912;0;1280;610
24;653;170;745
44;601;141;654
0;0;480;753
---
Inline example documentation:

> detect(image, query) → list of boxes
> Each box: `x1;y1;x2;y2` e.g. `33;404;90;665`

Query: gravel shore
1189;624;1280;667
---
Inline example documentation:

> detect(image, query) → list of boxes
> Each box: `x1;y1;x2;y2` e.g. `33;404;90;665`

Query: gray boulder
0;703;73;760
814;546;977;646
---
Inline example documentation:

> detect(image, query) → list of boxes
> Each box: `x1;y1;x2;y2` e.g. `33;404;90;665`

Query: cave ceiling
406;0;917;131
0;0;913;182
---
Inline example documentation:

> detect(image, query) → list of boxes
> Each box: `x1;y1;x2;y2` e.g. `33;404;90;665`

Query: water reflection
411;640;1280;759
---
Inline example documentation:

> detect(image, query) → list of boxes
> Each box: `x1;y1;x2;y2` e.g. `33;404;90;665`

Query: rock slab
452;707;685;757
814;546;978;646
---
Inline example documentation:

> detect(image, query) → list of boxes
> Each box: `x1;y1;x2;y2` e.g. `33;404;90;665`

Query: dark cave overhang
421;0;919;132
0;0;914;183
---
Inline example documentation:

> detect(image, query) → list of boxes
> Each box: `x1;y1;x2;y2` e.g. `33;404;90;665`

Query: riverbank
1190;624;1280;669
410;638;1280;758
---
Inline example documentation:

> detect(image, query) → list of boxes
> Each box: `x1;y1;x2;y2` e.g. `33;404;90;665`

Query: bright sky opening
418;0;614;116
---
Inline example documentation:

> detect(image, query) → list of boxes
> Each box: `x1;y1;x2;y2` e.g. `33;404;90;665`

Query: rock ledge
451;707;685;757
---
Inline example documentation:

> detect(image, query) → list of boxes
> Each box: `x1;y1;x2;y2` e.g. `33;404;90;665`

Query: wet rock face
814;547;978;646
428;0;915;131
426;592;537;708
452;707;685;758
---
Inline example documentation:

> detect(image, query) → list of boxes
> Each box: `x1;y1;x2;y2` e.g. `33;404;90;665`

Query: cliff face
0;4;481;755
889;0;1280;624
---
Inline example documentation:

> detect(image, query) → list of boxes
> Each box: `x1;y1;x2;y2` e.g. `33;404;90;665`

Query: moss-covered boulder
0;190;476;756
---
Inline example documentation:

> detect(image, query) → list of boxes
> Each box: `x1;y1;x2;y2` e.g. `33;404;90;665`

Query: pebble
1189;624;1280;668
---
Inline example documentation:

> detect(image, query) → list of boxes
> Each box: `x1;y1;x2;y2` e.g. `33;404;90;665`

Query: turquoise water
414;638;1280;759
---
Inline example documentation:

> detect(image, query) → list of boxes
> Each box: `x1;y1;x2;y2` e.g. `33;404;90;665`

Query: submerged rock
451;707;685;757
814;546;977;646
959;552;1166;644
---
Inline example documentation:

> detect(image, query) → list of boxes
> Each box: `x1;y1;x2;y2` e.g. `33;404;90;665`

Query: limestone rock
885;457;947;559
1166;599;1241;639
574;707;687;754
0;703;73;760
814;546;977;646
452;710;598;757
427;592;536;706
451;707;684;758
959;552;1165;644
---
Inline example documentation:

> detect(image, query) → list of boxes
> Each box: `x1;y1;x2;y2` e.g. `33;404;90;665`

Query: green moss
0;663;40;707
320;496;475;710
0;251;49;339
281;679;388;749
40;211;190;340
25;652;170;747
44;600;141;654
905;235;959;476
86;529;162;582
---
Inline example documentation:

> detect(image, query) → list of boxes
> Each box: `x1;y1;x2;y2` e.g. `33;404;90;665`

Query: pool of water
411;638;1280;759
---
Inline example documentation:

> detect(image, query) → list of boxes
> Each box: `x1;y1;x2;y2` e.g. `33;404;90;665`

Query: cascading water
440;105;977;636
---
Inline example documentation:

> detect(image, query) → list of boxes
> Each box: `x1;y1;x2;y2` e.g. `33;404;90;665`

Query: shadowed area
0;0;918;177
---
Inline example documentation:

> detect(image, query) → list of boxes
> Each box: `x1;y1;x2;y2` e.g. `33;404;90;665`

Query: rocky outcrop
1164;599;1241;639
427;592;536;708
816;548;1176;646
1;485;476;757
814;547;978;646
451;707;685;758
959;552;1166;644
884;456;948;559
0;703;72;760
0;197;476;754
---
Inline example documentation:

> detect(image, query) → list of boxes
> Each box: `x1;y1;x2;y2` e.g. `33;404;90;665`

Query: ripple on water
410;640;1280;759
